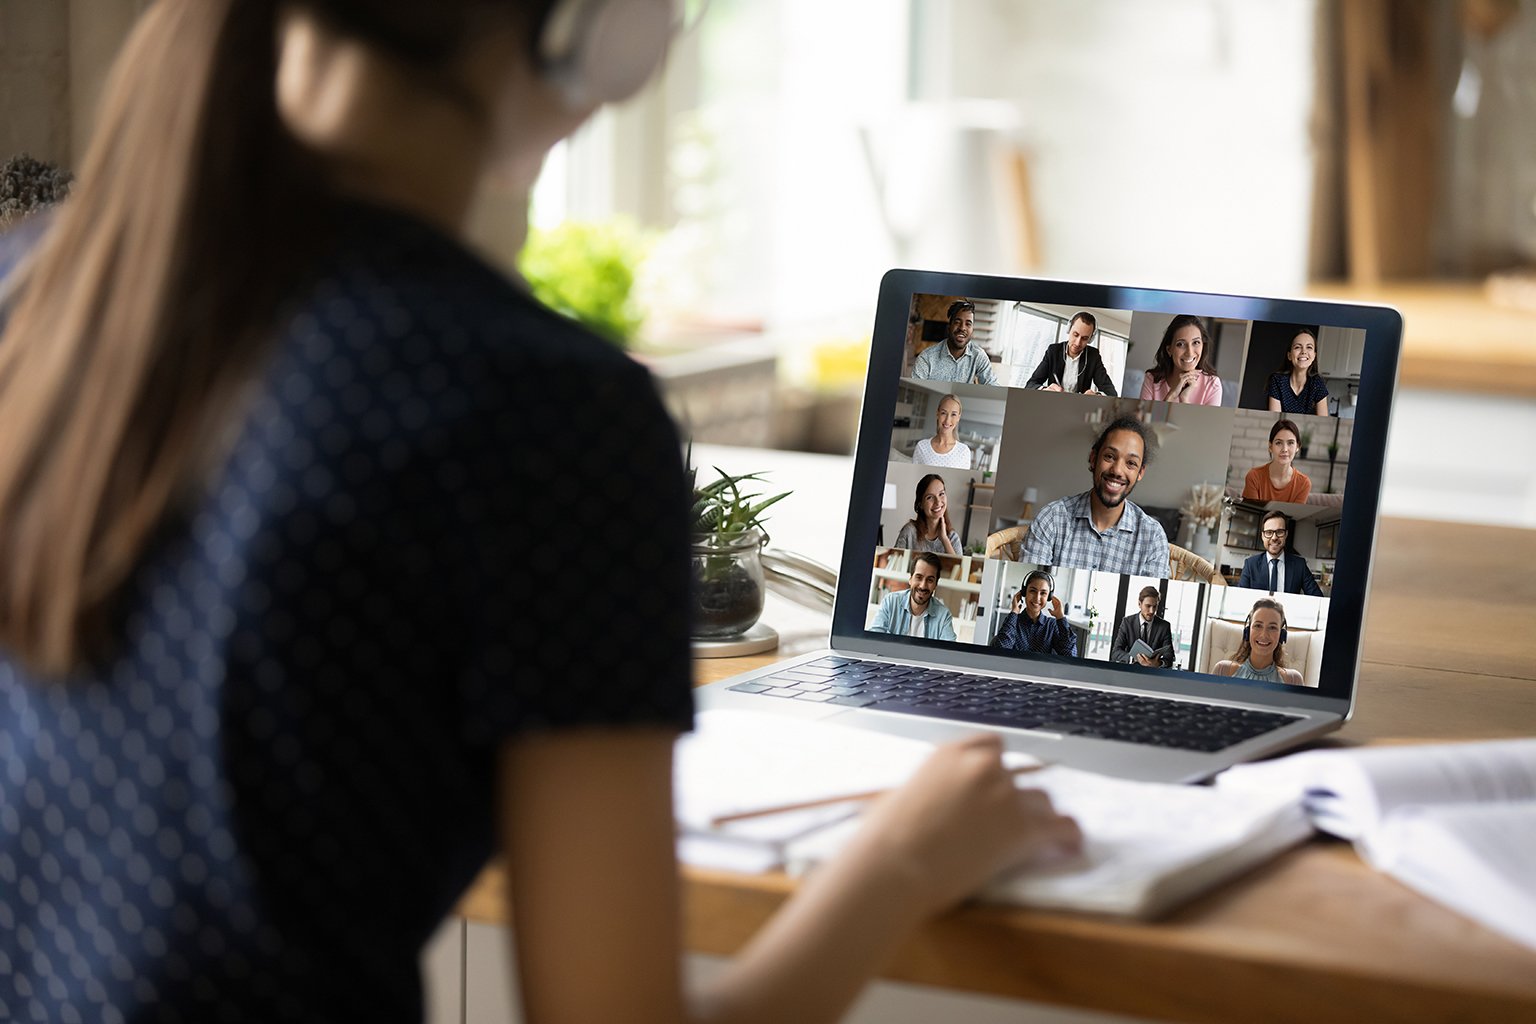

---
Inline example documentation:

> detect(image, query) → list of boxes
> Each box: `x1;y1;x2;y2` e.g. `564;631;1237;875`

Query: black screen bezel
832;269;1402;713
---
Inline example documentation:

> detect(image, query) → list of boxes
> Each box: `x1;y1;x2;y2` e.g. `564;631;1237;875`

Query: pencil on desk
709;762;1051;827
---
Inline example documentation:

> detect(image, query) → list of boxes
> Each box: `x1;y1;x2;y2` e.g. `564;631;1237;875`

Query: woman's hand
1049;595;1064;619
936;509;957;553
841;734;1081;917
1173;369;1199;401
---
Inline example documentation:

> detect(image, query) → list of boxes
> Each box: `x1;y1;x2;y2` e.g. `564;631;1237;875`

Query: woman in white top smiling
912;394;972;468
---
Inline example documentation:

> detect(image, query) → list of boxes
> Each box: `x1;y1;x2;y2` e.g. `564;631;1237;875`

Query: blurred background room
4;6;1533;1024
4;0;1535;526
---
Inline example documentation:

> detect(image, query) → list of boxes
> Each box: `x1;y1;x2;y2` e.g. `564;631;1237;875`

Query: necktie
1269;558;1279;593
1141;620;1149;644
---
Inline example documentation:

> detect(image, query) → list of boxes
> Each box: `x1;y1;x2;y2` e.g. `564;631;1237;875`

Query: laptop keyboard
727;657;1303;754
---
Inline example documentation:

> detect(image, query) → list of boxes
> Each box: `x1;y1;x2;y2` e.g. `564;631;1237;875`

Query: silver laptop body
697;270;1401;783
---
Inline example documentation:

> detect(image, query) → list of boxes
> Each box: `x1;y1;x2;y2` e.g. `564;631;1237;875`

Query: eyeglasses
1261;529;1288;538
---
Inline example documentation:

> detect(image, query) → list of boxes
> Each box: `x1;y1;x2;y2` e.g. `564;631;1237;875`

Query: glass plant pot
691;528;766;638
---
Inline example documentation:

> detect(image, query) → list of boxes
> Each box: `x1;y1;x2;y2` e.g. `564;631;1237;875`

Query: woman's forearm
689;842;930;1024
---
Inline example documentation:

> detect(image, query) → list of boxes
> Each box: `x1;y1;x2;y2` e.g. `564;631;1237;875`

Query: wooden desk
459;516;1536;1023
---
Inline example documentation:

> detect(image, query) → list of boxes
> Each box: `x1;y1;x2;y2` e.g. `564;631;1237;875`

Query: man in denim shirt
869;551;957;640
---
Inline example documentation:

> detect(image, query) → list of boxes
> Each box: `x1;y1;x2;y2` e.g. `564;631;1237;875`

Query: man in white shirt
1023;311;1118;396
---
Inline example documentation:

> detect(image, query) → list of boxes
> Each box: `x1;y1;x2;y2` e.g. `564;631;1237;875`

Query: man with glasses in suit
1237;510;1324;596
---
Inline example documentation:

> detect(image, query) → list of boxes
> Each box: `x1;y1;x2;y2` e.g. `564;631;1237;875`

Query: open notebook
676;710;1308;919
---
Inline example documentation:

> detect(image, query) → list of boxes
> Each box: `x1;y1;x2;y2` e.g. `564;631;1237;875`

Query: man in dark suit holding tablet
1110;586;1175;667
1238;510;1324;596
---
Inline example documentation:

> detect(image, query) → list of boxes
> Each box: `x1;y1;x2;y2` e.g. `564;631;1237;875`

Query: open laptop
696;269;1402;783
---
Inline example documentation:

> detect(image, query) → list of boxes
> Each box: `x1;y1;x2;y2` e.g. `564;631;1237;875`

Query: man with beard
1237;510;1324;596
1023;311;1118;395
868;551;958;640
1022;417;1169;575
912;299;999;385
989;569;1078;657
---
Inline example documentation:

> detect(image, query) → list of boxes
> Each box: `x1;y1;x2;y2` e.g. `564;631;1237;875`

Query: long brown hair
0;0;331;673
1149;313;1215;383
907;473;946;538
0;0;557;674
1276;326;1321;379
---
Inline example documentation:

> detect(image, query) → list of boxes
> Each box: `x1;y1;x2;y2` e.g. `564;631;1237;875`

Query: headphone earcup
1242;625;1250;645
1280;627;1288;645
538;0;674;109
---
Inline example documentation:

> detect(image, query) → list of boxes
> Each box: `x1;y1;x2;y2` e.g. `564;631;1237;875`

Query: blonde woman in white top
912;394;972;468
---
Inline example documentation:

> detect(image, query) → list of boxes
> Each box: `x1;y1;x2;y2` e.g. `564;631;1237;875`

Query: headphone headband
1242;606;1288;646
1022;568;1055;598
538;0;677;109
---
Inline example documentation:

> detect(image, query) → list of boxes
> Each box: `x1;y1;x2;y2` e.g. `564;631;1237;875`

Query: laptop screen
835;271;1402;704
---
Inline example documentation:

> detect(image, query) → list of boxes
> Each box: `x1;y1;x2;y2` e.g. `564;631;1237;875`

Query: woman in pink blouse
1139;314;1223;405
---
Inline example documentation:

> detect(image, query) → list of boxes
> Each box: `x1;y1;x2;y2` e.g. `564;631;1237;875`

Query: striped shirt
1021;490;1170;577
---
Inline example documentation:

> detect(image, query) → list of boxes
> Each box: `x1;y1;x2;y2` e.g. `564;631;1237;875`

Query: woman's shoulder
1279;667;1305;686
1213;659;1238;677
323;201;637;379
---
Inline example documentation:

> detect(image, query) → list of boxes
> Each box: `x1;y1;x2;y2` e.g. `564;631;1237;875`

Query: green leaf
517;219;650;346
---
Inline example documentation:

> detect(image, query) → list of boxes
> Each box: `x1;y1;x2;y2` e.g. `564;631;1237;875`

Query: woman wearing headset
1213;598;1304;686
989;569;1078;657
0;2;1078;1020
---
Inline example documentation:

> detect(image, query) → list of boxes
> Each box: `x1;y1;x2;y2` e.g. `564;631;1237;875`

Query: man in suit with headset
1110;586;1175;667
1237;509;1324;596
990;568;1078;657
1024;311;1118;395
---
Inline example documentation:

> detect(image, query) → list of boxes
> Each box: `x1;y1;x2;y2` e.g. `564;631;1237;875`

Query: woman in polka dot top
0;2;1079;1021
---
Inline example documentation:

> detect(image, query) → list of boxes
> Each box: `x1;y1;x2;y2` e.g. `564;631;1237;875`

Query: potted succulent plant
688;457;790;638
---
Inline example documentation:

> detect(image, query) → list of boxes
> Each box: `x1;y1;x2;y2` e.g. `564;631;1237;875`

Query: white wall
921;0;1319;293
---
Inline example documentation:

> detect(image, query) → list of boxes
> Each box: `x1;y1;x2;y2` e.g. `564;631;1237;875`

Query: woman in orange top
1242;419;1312;503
